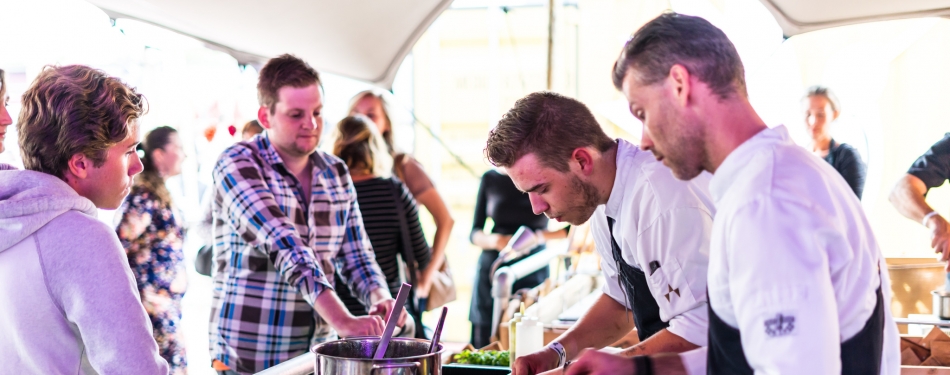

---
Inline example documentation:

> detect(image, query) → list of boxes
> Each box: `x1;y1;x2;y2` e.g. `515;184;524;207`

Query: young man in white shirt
484;91;715;375
563;12;899;375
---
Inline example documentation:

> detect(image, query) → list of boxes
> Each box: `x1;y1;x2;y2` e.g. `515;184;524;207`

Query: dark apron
606;217;669;341
707;286;885;374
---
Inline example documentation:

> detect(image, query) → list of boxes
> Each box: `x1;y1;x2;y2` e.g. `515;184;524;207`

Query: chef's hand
926;214;950;270
512;346;561;375
369;298;408;327
336;314;385;337
565;349;635;375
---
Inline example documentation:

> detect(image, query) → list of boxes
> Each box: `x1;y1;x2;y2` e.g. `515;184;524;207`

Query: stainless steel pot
934;290;950;320
312;337;444;375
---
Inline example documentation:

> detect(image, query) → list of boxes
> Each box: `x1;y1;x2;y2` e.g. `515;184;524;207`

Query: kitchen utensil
374;283;411;359
428;306;448;354
313;337;444;375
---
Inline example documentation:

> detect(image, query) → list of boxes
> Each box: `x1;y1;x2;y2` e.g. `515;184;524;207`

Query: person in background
0;65;167;374
331;114;432;337
117;125;189;374
469;166;569;349
890;135;950;283
0;68;15;170
805;85;866;199
563;12;898;374
241;119;264;141
209;54;402;374
349;90;455;312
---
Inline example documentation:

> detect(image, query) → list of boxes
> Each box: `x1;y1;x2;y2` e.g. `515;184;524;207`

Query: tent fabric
87;0;454;89
758;0;950;37
86;0;950;87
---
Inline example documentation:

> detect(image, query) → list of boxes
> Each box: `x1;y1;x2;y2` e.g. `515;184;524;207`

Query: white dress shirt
592;138;716;346
679;126;899;375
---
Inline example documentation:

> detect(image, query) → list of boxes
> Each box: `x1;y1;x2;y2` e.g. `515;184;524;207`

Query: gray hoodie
0;169;168;374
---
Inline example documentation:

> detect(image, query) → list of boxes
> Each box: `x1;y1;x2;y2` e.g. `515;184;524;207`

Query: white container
515;317;543;359
508;313;522;363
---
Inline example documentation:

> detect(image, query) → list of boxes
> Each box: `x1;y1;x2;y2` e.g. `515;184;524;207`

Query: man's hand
927;214;950;270
335;314;385;337
369;298;408;327
497;234;513;250
512;347;561;375
565;349;635;375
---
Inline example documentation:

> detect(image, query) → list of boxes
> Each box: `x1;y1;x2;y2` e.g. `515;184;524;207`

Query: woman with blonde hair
332;115;432;337
349;90;454;316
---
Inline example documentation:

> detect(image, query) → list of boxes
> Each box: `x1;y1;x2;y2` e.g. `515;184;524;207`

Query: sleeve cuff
666;307;709;347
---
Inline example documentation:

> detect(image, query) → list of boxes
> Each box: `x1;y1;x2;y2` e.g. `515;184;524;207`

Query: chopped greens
453;350;510;367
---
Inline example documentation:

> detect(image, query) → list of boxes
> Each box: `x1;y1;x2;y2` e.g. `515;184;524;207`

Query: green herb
453;350;510;366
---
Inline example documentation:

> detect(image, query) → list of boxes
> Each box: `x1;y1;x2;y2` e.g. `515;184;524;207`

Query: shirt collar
257;131;329;173
709;125;790;204
605;138;638;218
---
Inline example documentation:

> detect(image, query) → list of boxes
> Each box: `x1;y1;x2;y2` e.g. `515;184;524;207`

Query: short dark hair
805;85;841;113
485;91;615;171
257;54;321;113
612;12;746;100
19;65;146;179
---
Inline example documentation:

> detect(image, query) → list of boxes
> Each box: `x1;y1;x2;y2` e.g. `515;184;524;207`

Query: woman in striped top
332;115;432;337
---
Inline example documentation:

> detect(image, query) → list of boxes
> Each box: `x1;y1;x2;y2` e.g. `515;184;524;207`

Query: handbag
388;179;457;311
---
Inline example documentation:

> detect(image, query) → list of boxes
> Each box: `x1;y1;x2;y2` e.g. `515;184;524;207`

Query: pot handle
371;361;421;375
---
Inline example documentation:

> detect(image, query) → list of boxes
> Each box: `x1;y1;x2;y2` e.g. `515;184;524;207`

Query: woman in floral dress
117;126;188;374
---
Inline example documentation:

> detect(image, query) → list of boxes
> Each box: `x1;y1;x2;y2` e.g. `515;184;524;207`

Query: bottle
508;312;522;364
516;317;544;360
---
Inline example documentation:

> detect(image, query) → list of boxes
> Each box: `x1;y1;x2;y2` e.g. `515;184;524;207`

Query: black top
336;177;431;315
824;139;867;199
908;133;950;193
470;170;548;247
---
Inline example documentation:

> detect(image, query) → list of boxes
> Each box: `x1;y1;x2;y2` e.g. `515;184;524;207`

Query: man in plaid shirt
209;54;405;374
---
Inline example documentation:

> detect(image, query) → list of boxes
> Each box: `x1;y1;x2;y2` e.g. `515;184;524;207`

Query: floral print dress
117;186;188;374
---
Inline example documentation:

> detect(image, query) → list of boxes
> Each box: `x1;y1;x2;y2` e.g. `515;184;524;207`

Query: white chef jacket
678;126;899;375
592;138;716;347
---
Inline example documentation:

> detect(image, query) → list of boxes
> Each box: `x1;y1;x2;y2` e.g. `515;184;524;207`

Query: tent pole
546;0;555;91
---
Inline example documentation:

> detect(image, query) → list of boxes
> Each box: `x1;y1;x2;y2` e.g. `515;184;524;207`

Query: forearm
620;329;699;357
313;287;356;329
890;174;934;223
471;230;500;249
557;294;636;360
369;287;393;305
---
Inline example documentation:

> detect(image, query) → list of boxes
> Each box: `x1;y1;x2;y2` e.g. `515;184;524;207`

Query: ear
570;148;596;176
257;106;272;129
832;110;840;122
667;64;692;107
65;153;92;181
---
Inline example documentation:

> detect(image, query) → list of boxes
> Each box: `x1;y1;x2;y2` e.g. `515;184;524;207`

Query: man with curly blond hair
0;65;168;374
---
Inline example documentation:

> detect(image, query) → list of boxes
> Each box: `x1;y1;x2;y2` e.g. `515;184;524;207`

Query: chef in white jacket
563;12;899;375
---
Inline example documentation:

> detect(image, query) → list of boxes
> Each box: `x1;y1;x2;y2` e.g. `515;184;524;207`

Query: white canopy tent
83;0;950;89
86;0;454;90
759;0;950;36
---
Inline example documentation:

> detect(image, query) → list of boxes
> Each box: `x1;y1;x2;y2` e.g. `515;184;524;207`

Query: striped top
337;177;432;315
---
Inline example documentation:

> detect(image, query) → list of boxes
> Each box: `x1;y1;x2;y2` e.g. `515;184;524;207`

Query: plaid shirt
209;133;387;373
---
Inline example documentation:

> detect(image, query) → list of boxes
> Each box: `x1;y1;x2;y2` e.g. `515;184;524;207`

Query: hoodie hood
0;169;97;252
